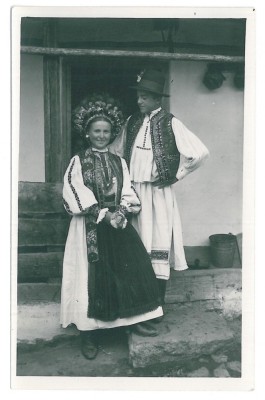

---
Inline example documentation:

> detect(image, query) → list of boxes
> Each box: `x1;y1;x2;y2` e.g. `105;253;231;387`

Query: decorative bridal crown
72;93;125;140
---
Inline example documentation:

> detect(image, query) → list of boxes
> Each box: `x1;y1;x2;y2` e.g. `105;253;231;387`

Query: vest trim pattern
127;109;180;185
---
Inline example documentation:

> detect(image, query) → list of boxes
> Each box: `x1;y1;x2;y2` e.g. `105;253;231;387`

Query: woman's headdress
72;93;125;141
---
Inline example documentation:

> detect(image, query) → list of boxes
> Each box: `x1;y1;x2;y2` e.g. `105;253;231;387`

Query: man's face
137;90;161;115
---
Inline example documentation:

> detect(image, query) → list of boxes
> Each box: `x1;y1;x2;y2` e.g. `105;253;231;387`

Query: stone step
17;301;240;377
128;303;236;368
18;282;62;304
16;269;241;349
17;269;242;318
17;302;79;349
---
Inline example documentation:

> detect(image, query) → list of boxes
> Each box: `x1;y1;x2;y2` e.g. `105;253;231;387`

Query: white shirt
130;108;161;182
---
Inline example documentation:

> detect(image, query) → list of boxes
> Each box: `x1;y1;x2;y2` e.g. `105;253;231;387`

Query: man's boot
152;279;167;323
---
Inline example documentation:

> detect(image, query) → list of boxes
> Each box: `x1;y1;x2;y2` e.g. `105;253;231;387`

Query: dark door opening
70;56;168;155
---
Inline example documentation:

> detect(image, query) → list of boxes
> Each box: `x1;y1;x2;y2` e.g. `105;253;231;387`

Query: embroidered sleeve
87;203;101;218
172;118;209;181
62;155;98;215
118;158;141;215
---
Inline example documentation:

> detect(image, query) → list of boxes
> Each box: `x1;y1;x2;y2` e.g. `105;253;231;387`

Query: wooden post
43;21;71;183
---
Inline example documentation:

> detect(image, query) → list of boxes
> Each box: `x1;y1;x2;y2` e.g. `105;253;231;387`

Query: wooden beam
21;46;245;63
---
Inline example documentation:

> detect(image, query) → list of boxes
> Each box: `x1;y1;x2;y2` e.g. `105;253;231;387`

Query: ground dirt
17;318;241;378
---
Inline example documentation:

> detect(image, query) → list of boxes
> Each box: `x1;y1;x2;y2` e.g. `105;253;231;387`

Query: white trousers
132;183;188;280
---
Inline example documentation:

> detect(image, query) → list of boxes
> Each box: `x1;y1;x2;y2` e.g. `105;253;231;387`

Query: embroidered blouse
62;149;141;263
63;149;141;218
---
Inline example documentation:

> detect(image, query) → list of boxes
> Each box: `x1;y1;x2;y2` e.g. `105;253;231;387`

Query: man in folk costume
109;69;209;320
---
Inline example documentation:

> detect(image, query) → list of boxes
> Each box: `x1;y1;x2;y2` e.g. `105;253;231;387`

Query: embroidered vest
79;148;123;208
126;109;180;185
78;148;124;263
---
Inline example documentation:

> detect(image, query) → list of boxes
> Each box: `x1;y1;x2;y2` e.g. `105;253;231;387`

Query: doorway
70;56;168;155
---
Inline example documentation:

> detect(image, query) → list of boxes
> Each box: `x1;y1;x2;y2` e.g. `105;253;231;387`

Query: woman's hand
104;211;113;226
105;210;127;229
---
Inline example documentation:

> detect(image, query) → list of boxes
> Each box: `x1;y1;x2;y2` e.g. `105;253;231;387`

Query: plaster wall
169;61;244;245
19;54;45;182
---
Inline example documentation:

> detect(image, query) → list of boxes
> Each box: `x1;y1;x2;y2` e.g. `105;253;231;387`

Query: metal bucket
209;233;236;268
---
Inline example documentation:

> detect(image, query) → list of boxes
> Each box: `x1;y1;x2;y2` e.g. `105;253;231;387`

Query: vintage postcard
11;5;255;392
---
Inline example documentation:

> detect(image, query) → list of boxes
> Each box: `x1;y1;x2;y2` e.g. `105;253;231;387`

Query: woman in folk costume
109;70;209;319
60;94;163;360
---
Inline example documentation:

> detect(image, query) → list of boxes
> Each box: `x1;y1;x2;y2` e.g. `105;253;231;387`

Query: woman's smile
87;120;112;149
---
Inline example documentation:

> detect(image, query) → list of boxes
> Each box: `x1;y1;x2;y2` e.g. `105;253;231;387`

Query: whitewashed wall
169;61;244;245
19;54;45;182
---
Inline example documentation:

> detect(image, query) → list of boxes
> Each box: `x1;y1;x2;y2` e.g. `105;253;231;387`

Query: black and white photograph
11;5;255;391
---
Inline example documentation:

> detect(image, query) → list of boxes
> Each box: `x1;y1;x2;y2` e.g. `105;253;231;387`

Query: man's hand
152;177;178;189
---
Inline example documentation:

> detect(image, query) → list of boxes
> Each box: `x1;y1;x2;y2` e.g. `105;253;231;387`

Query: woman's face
87;120;112;150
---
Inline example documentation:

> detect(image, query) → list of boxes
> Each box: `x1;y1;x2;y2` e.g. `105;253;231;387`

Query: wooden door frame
43;56;71;183
43;19;72;183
